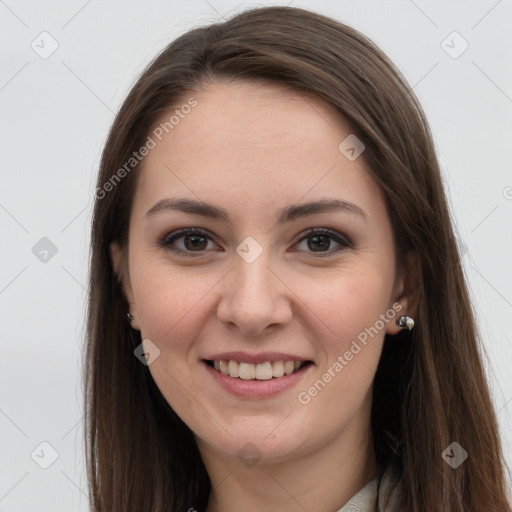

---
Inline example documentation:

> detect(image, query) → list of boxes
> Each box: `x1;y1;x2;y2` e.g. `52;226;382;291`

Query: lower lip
203;361;313;398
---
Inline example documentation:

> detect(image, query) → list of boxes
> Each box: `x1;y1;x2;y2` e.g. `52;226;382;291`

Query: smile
206;359;312;380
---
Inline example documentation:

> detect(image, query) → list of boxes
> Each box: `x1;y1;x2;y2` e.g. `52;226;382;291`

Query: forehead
158;80;351;157
133;80;383;222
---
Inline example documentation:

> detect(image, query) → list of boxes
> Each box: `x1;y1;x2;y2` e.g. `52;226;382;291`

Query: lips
203;356;314;398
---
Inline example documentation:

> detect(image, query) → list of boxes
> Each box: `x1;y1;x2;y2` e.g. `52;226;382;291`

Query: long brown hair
84;6;510;510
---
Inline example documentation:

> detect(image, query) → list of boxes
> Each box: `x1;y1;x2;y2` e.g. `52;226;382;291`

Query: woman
84;6;510;511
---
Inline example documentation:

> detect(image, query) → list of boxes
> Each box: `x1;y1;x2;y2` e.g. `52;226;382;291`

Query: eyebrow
146;197;368;224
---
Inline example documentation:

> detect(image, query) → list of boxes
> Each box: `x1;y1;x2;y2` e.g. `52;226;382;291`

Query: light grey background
1;0;511;510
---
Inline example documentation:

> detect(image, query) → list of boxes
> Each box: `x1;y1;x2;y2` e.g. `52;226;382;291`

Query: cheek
294;293;387;430
293;261;393;346
291;262;394;406
131;261;216;351
130;262;216;415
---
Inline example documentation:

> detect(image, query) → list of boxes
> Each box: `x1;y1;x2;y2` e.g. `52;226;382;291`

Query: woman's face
113;80;412;467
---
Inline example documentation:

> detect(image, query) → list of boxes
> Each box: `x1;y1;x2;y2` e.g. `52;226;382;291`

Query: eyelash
158;227;352;258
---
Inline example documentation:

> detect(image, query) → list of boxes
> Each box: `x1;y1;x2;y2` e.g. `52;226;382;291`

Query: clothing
337;461;402;512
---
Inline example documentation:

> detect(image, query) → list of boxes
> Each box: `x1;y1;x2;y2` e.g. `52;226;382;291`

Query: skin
111;80;417;512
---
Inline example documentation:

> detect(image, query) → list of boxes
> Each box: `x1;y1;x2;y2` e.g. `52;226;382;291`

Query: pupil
308;235;330;252
185;235;207;251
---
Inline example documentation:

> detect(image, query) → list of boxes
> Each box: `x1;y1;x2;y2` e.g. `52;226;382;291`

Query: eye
159;228;219;256
293;228;351;256
159;227;351;258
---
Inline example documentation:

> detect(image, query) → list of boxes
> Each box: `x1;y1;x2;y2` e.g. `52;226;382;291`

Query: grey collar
337;463;402;512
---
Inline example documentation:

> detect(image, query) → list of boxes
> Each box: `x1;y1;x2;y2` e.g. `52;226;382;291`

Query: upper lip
203;351;312;364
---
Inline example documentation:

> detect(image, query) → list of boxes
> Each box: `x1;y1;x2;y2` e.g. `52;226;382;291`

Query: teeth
272;360;284;377
211;359;307;379
219;360;229;375
284;361;294;375
239;362;255;380
255;362;273;380
228;360;239;378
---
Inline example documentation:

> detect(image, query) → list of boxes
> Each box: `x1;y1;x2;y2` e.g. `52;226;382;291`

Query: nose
216;248;293;336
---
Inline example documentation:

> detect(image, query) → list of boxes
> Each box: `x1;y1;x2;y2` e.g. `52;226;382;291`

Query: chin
194;417;327;468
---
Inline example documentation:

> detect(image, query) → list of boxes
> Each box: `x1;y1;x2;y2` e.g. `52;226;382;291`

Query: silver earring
127;312;134;322
397;315;414;330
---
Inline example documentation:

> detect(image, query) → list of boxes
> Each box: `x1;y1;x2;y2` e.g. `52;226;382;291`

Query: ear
386;250;419;335
110;242;141;331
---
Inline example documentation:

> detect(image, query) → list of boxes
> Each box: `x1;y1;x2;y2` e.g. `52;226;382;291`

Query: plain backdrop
1;0;511;510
